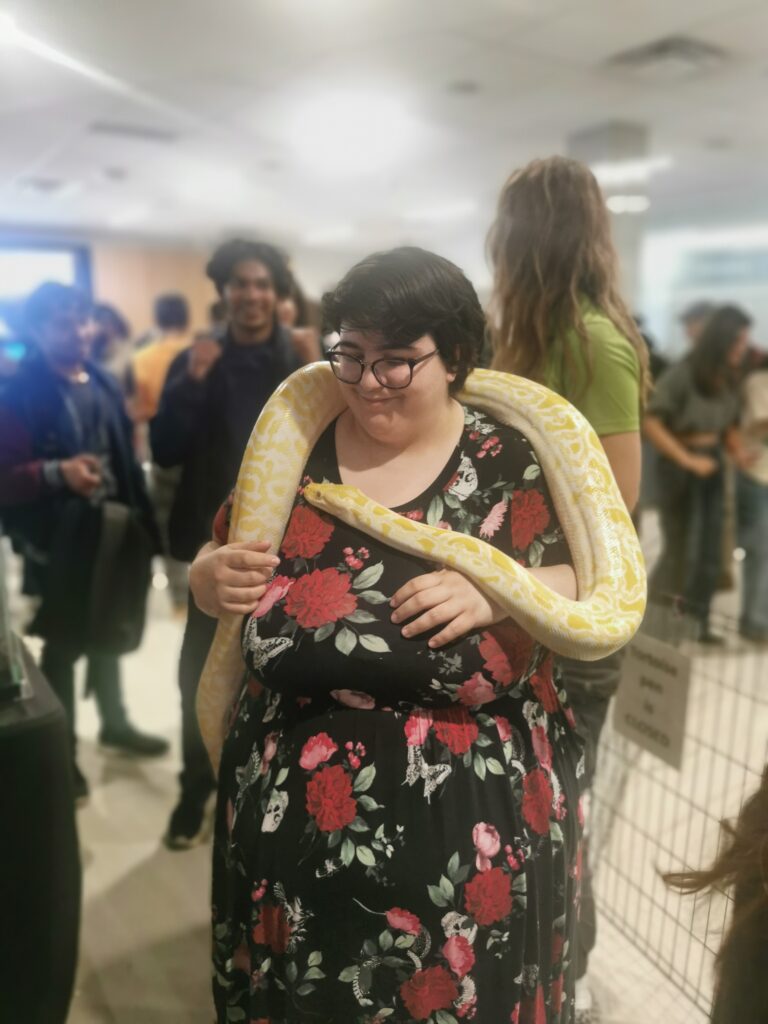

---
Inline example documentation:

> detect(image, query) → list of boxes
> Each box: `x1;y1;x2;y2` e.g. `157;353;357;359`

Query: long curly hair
664;767;768;1022
487;155;649;403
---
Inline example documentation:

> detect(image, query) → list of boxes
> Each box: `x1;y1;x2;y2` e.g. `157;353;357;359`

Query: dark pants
558;649;625;980
178;593;217;805
736;471;768;633
40;643;128;757
650;453;724;629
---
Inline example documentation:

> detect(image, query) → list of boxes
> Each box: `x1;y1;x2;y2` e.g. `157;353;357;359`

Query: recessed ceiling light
592;156;672;187
606;194;650;214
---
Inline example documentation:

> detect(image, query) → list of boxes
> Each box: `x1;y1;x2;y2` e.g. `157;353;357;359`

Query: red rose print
481;623;535;684
404;710;433;746
386;907;421;934
433;706;479;756
252;902;291;954
457;672;496;706
472;822;501;871
522;768;553;835
510;489;550;550
463;866;512;926
520;983;546;1024
281;505;334;559
442;934;475;978
284;568;357;629
531;724;552;771
299;732;338;771
252;574;294;618
400;965;459;1020
305;764;357;832
529;660;560;714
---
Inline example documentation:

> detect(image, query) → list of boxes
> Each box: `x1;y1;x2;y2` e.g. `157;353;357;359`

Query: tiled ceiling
1;0;766;289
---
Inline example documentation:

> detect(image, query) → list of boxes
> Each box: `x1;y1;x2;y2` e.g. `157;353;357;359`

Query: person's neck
45;354;87;381
230;320;274;346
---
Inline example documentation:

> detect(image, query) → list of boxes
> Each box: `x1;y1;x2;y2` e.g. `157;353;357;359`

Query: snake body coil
198;364;646;771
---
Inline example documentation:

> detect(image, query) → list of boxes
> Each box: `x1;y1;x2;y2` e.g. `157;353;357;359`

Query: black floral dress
211;406;584;1024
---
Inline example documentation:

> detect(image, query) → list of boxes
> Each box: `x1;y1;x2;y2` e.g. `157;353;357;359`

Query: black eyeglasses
326;348;438;389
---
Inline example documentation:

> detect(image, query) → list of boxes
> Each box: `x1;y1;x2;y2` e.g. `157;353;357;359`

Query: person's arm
149;349;208;468
725;425;756;472
600;431;641;512
643;414;718;477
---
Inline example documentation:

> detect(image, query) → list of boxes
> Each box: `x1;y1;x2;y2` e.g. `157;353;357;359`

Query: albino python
197;363;646;772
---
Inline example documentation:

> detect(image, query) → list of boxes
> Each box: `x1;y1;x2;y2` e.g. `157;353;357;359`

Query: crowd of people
0;154;765;1023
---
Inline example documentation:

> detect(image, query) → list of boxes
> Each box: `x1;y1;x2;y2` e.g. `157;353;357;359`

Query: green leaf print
473;753;487;781
348;817;370;833
447;851;460;881
486;757;505;775
308;951;323;967
286;961;298;983
436;1011;459;1024
379;929;394;951
335;626;357;655
359;634;391;653
358;589;389;604
341;838;355;867
523;463;541;481
353;563;384;590
427;494;445;526
345;609;378;624
303;968;325;980
439;874;455;900
427;884;450;908
296;983;315;996
339;966;358;982
353;765;376;793
528;539;544;568
356;845;376;867
314;622;334;643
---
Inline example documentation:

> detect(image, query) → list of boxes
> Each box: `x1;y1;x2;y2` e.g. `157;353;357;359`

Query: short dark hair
24;281;89;332
690;304;752;395
321;246;486;393
206;239;292;298
93;302;130;340
154;293;189;330
681;301;715;325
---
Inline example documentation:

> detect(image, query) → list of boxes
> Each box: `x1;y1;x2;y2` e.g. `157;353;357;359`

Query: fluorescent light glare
0;11;18;44
592;156;672;187
606;194;650;214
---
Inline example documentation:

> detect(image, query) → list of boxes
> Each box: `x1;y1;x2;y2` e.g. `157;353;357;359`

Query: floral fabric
212;406;583;1023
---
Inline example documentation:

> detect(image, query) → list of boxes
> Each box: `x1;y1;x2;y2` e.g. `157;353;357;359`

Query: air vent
606;36;729;80
89;121;179;143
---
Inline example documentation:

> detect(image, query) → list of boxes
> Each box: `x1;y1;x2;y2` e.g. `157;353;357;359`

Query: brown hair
487;155;649;403
664;768;768;1022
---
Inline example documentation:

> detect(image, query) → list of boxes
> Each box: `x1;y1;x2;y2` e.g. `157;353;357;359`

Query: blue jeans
737;472;768;632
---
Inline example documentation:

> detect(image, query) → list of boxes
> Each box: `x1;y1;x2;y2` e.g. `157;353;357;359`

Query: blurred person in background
0;283;168;804
278;275;322;365
644;305;753;643
736;361;768;643
151;239;314;850
90;301;133;394
208;298;229;340
680;300;715;349
132;293;193;613
665;765;768;1023
488;154;647;1023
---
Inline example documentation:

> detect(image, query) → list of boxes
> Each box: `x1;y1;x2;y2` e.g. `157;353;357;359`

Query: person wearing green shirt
488;155;647;1023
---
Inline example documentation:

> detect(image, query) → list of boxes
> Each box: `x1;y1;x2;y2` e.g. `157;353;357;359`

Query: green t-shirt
542;307;641;436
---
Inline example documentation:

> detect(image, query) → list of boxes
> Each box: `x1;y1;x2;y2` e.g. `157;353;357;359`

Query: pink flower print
479;499;507;540
299;732;338;771
472;822;501;872
331;689;375;710
251;575;294;619
358;547;370;560
261;731;279;774
436;521;453;531
531;724;552;771
404;710;433;745
494;715;512;743
386;907;421;934
405;509;424;521
456;672;496;707
442;934;475;978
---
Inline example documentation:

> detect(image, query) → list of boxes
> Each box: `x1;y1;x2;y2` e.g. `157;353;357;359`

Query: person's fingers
390;571;445;609
228;540;272;551
391;584;450;624
220;585;266;607
80;454;101;469
225;549;280;571
400;598;460;638
428;612;474;649
221;600;261;615
217;566;272;588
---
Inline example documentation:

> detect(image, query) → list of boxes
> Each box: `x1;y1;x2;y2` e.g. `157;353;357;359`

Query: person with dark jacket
151;239;319;849
0;283;168;804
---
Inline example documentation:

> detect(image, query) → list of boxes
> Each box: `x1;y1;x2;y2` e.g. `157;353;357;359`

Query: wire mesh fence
590;601;768;1019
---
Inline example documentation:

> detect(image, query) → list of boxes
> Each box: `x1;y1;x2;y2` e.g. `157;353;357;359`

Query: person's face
35;304;91;366
728;328;750;368
332;329;455;442
224;259;278;332
685;316;709;345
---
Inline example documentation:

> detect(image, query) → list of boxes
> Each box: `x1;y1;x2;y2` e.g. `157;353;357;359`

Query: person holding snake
189;246;646;1022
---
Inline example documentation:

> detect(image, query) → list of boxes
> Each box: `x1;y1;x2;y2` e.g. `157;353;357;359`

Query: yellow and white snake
197;363;646;771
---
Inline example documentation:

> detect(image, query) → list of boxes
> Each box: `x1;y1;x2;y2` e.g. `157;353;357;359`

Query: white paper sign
613;632;691;770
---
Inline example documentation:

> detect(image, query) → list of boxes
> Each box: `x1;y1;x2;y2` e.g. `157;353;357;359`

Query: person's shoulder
582;310;640;371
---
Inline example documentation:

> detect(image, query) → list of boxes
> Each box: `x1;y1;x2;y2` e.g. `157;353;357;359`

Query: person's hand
732;447;759;472
189;540;281;617
60;454;102;497
686;453;719;478
290;326;322;365
188;336;223;381
390;568;505;649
